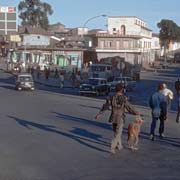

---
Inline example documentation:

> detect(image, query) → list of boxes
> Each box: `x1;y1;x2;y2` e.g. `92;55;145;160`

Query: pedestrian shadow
8;115;109;153
52;112;180;148
70;127;109;145
52;112;111;131
79;104;100;110
157;137;180;147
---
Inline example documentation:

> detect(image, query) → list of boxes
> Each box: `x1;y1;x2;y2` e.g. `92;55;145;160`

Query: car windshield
88;79;99;85
90;66;106;72
18;76;32;82
114;77;124;81
114;77;132;81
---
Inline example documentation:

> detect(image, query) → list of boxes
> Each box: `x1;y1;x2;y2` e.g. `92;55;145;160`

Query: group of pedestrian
95;81;176;154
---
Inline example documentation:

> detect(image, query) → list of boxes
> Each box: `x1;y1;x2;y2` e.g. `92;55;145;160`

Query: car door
102;80;109;93
98;80;104;93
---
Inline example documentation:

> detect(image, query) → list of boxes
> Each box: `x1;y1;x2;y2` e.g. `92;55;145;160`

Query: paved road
0;67;179;180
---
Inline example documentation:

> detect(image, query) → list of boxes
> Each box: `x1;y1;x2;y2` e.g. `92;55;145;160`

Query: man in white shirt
160;83;173;109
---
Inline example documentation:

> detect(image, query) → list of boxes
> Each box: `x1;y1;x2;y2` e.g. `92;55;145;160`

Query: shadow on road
52;112;111;131
52;112;180;148
79;104;100;110
8;115;110;153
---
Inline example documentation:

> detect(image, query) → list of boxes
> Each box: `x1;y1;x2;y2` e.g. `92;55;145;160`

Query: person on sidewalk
45;67;50;80
149;83;167;141
95;83;139;154
71;71;76;88
36;65;41;79
59;72;64;88
54;68;59;78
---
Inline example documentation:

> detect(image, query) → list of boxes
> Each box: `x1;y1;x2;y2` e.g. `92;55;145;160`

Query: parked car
159;61;169;69
174;53;180;63
110;76;136;92
15;73;35;91
79;78;110;96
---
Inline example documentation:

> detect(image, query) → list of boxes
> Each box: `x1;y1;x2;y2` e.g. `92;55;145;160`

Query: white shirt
161;88;173;100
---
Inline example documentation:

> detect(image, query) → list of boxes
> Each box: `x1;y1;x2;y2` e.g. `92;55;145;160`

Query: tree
157;19;180;56
18;0;53;30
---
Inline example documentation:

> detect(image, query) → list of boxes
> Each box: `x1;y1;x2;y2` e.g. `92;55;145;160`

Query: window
116;41;120;49
123;41;129;48
139;41;142;48
120;25;126;35
99;41;105;48
105;41;113;48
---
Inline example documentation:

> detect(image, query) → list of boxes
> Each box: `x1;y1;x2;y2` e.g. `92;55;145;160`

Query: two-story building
85;16;153;68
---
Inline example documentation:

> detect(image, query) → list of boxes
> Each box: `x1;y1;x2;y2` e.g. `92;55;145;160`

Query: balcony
95;48;142;53
95;31;142;39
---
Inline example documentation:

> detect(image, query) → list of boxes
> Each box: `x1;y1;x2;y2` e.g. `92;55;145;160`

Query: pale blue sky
1;0;180;32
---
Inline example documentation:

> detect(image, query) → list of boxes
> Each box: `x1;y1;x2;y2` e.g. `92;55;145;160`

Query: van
88;64;112;79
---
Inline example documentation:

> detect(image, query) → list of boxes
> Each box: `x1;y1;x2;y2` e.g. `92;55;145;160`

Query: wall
23;35;50;46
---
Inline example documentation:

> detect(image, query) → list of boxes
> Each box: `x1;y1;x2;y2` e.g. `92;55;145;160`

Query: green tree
157;19;180;56
18;0;53;30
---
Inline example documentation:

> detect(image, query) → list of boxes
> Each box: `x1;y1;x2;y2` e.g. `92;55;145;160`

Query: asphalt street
0;65;179;180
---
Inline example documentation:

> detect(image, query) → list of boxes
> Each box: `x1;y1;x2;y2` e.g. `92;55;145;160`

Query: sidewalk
33;73;74;88
0;58;74;88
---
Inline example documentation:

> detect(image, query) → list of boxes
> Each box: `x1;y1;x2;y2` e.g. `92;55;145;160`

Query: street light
82;14;107;45
83;14;107;31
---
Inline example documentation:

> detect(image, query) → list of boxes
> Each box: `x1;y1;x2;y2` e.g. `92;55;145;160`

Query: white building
89;16;153;66
107;16;152;52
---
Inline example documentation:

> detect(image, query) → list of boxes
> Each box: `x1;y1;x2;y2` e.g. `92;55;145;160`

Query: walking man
175;78;180;95
149;83;167;140
95;83;139;154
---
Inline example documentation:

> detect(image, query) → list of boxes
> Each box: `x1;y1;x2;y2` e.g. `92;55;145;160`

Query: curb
34;80;74;89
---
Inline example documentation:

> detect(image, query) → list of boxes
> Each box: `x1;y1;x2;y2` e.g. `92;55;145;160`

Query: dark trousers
150;116;164;135
176;111;180;123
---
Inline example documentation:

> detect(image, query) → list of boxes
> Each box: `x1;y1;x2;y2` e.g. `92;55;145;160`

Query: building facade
85;16;153;68
0;6;17;35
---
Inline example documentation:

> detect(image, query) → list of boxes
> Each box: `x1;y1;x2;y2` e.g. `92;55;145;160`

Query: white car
15;73;35;91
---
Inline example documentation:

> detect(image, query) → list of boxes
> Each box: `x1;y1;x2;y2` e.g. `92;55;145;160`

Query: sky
1;0;180;33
